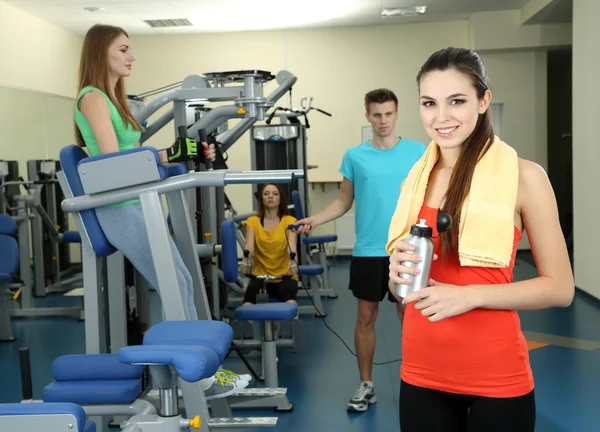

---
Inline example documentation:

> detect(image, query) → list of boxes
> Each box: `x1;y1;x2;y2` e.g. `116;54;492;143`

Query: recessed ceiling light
83;6;105;13
381;6;427;18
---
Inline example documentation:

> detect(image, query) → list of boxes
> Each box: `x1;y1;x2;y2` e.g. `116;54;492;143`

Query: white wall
0;1;82;98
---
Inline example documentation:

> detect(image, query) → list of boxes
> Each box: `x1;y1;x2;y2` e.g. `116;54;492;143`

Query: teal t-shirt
339;137;427;257
75;86;142;206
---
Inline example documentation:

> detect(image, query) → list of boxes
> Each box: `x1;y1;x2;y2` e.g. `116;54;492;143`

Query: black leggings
399;380;536;432
242;278;298;304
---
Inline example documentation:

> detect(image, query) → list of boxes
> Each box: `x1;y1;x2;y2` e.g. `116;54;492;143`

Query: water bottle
394;211;451;298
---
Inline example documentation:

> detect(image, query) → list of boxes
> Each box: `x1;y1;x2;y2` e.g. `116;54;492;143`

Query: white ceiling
3;0;538;36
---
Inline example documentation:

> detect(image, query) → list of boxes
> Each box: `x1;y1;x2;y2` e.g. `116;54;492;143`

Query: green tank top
75;86;142;207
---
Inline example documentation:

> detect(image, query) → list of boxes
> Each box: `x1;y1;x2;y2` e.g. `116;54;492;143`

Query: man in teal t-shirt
293;89;426;412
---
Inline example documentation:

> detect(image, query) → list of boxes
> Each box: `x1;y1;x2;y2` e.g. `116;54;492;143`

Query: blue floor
1;255;600;431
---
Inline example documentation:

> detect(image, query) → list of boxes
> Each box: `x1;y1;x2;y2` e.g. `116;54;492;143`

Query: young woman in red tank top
387;47;574;432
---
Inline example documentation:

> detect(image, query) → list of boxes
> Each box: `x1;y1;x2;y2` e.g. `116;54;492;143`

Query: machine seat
302;234;337;245
42;354;144;404
298;265;324;276
119;344;221;383
143;320;234;363
43;379;141;405
235;303;298;321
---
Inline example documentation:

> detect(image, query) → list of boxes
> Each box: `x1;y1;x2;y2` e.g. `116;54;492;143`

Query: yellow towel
386;135;519;268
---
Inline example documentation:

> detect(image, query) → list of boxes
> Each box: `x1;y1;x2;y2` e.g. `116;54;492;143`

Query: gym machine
0;176;83;322
0;160;19;214
27;159;82;296
129;69;298;321
249;96;331;225
57;143;304;428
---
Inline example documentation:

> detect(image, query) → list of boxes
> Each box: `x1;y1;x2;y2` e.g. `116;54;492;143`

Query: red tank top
400;205;534;397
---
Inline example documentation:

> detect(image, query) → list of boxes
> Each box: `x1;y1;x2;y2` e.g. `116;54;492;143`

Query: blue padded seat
51;354;144;381
119;344;221;383
61;231;81;243
43;354;144;405
0;402;94;432
0;214;16;236
43;379;141;405
298;264;324;276
0;235;19;281
235;303;298;321
143;320;234;363
303;234;338;245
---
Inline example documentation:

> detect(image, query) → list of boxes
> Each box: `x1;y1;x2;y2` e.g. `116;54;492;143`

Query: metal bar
166;190;211;320
61;170;303;213
139;191;188;321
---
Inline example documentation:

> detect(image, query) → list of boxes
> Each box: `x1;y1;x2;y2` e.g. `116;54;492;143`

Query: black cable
283;227;402;365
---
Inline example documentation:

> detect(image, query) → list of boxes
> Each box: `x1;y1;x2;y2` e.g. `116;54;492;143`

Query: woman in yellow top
241;184;299;306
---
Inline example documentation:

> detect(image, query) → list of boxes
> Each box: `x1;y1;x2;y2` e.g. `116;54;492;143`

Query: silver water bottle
394;211;451;298
395;219;435;298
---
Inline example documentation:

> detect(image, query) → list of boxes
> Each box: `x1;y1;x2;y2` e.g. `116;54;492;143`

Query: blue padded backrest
59;145;116;257
0;214;16;236
292;190;304;220
0;235;19;276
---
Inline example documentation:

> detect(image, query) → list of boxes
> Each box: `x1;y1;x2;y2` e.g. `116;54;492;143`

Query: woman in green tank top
74;24;251;399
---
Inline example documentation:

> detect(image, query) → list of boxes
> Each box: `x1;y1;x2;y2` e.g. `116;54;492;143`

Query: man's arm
308;177;355;227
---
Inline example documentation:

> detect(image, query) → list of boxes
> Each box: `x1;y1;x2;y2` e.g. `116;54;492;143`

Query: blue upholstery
61;231;81;244
0;235;19;278
291;190;305;220
235;303;298;321
221;220;238;283
43;354;144;405
43;379;141;405
143;321;234;363
0;402;91;432
84;420;96;432
51;354;143;381
59;145;116;257
0;214;16;235
298;265;324;276
119;345;221;383
303;234;337;245
167;163;188;177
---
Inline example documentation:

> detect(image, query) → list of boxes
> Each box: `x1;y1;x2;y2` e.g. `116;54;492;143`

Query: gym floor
1;253;599;431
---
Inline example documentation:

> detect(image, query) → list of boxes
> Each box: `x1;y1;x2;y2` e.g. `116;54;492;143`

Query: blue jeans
95;202;198;320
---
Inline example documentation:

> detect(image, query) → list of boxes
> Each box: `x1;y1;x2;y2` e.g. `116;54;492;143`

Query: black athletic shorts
348;256;397;303
243;277;299;304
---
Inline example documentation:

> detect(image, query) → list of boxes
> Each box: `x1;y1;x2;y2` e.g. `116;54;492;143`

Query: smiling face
418;68;491;150
107;32;135;79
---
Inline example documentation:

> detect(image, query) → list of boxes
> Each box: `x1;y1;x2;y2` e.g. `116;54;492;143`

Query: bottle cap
410;219;433;238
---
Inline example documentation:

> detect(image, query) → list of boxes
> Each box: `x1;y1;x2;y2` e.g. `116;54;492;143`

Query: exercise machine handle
198;129;213;171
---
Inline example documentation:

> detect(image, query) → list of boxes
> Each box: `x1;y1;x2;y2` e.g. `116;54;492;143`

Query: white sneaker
204;371;249;400
347;381;377;412
216;368;253;384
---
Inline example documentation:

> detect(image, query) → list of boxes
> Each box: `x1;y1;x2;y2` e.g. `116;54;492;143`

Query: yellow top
245;214;299;282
